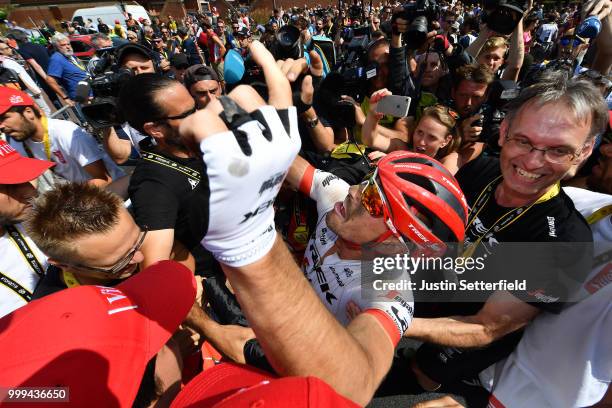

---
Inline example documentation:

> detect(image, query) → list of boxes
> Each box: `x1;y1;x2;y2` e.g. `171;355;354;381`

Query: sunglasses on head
433;104;459;120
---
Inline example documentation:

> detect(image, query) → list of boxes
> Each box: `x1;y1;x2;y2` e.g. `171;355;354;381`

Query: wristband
363;308;401;347
293;93;312;115
298;165;315;196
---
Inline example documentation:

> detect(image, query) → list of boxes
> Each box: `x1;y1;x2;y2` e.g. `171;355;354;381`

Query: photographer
90;44;160;164
343;38;409;143
87;33;114;76
443;63;494;174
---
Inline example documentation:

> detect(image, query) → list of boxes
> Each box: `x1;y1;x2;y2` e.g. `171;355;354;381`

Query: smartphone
375;95;411;117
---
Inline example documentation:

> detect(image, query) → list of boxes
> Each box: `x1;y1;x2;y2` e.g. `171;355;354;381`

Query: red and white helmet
375;151;468;254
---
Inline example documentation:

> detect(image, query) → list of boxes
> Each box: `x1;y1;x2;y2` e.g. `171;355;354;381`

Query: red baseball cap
171;363;360;408
0;260;196;407
0;86;35;115
0;140;54;184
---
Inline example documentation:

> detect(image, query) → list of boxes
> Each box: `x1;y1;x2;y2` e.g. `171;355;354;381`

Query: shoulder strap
0;270;33;302
4;225;45;276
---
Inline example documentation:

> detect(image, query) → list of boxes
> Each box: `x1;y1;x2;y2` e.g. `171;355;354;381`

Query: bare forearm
28;59;47;80
362;114;391;152
183;300;221;338
46;76;68;99
593;14;612;74
222;236;392;405
466;30;489;58
102;126;132;164
502;20;524;81
302;108;335;153
404;316;496;348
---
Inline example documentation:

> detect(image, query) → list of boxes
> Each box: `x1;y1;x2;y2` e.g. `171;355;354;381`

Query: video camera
332;30;377;101
395;0;440;49
77;47;134;129
270;25;303;60
481;0;526;35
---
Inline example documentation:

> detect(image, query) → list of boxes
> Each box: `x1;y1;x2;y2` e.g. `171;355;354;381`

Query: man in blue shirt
47;33;89;105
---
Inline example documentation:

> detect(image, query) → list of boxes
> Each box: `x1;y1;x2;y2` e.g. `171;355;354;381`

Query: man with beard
118;74;210;272
0;140;53;317
46;33;89;106
0;87;122;187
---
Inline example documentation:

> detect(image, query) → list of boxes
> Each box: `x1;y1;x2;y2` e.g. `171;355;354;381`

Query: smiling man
395;70;610;395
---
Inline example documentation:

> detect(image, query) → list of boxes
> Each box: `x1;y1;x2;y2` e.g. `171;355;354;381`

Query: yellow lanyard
41;115;51;161
68;55;86;71
463;176;560;257
586;205;612;225
62;270;80;288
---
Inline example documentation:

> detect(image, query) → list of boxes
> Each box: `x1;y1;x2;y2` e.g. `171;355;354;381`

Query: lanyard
586;204;612;225
22;115;51;162
463;175;560;257
62;270;80;288
586;204;612;269
4;225;45;276
141;151;201;180
0;270;33;302
67;54;86;72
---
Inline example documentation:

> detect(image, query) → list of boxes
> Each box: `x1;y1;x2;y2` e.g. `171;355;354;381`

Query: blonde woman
362;89;460;163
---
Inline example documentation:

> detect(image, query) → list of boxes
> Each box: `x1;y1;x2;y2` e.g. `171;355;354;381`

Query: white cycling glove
200;97;301;267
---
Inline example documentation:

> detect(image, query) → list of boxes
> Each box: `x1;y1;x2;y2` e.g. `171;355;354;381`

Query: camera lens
405;16;429;48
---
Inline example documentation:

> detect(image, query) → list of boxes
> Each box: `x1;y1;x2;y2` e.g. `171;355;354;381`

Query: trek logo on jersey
258;171;285;195
315;266;337;304
241;199;275;223
53;150;67;164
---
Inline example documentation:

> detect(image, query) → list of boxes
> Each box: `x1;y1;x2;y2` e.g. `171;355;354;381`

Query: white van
72;2;150;30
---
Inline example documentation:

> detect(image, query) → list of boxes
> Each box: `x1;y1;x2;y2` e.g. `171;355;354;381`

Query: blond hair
26;183;124;263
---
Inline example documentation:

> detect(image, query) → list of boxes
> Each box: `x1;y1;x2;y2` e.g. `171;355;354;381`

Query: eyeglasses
67;230;148;276
156;106;196;122
361;173;386;218
361;170;411;248
505;135;584;164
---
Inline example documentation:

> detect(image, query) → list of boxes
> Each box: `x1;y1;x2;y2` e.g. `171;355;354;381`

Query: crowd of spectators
0;0;611;407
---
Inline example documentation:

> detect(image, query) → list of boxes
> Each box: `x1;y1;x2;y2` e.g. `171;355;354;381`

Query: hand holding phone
375;95;412;117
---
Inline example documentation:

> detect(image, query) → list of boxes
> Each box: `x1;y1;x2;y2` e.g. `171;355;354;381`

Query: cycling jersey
301;168;414;337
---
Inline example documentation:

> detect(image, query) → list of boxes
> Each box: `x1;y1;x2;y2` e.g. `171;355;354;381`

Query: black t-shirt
454;154;593;313
17;43;50;71
129;145;218;277
32;266;123;300
32;266;65;300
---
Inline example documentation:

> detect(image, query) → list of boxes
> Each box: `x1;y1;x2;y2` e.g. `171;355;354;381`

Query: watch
306;117;319;128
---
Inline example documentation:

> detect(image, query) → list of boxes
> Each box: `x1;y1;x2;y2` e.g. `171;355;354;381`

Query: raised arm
179;40;402;405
